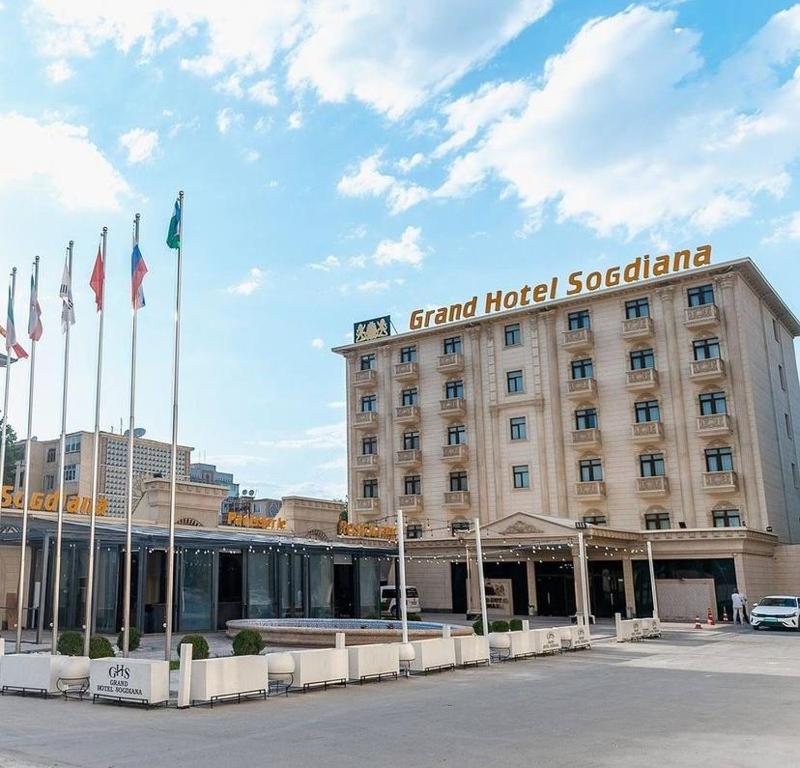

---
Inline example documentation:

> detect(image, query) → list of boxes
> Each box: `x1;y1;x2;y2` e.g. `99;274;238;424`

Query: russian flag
131;243;148;310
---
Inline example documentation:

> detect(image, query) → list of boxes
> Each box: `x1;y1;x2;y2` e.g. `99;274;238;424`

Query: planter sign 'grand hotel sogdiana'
335;247;800;621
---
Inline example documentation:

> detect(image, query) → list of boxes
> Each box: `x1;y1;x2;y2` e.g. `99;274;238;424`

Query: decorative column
622;555;635;618
379;344;396;525
468;325;492;523
541;311;569;517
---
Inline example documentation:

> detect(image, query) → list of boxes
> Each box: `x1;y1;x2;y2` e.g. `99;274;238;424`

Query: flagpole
122;214;140;658
83;227;106;656
51;241;74;652
15;256;40;653
0;267;17;534
165;191;183;662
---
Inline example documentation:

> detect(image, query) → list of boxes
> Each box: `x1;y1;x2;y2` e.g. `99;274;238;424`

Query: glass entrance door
178;549;213;631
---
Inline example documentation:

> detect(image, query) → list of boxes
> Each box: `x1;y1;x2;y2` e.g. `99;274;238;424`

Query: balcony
626;367;659;391
565;377;598;400
353;369;377;388
440;397;466;418
354;411;378;429
631;421;664;442
398;494;424;512
442;444;469;463
571;428;601;449
352;497;380;514
684;304;720;329
354;454;378;471
438;352;464;373
444;490;471;509
689;358;726;382
394;361;419;380
575;481;606;499
395;449;422;467
621;317;654;340
395;405;421;424
702;470;739;493
562;328;593;351
636;476;670;497
697;413;733;436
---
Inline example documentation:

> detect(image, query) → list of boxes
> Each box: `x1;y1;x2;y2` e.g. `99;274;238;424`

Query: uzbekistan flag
28;273;43;342
2;285;28;359
131;243;147;310
90;242;104;311
166;197;181;250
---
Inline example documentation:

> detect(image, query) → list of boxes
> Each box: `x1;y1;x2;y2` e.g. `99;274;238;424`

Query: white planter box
639;618;661;638
190;656;268;704
454;635;489;666
615;614;646;642
0;654;69;696
568;624;591;649
289;648;349;690
507;630;532;659
530;628;561;655
347;644;400;682
90;658;170;705
409;638;456;673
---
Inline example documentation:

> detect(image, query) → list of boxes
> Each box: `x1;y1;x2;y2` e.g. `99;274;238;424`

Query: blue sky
1;1;799;500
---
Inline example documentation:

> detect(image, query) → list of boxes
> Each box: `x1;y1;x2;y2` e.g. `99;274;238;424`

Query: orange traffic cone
722;606;730;623
707;608;715;626
694;615;702;629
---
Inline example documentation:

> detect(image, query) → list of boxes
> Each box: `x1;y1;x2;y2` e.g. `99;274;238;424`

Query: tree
1;418;20;482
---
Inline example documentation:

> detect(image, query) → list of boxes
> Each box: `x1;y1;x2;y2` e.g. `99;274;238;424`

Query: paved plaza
1;625;798;768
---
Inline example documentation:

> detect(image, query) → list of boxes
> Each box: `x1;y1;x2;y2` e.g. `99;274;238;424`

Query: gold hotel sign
1;485;108;516
225;512;288;530
409;244;712;330
338;520;397;540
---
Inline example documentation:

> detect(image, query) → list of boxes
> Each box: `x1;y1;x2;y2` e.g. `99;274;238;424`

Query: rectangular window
44;474;55;491
699;391;727;416
65;434;81;453
693;337;720;361
583;515;607;526
504;323;521;347
579;458;602;482
46;447;56;463
510;417;527;441
705;447;733;472
773;318;780;343
401;388;418;406
406;523;423;539
360;353;376;371
361;436;377;455
568;310;591;330
687;284;714;307
450;471;468;492
634;399;660;423
639;453;665;477
64;464;78;482
506;369;524;394
645;512;670;530
448;425;466;445
362;479;378;498
712;509;741;528
403;431;420;450
400;345;417;363
625;297;650;319
630;348;655;370
571;358;593;380
786;414;793;439
575;408;598;430
360;394;376;412
404;475;421;495
779;364;787;391
512;465;530;489
793;463;800;489
443;336;462;354
445;380;464;399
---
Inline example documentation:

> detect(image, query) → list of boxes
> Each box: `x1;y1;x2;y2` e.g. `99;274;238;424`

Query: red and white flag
90;242;104;312
28;272;42;342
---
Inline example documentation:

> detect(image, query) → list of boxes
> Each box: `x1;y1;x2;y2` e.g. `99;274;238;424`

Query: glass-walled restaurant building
0;513;394;636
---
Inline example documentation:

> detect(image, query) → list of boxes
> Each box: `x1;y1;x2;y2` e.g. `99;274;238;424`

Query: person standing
731;589;747;625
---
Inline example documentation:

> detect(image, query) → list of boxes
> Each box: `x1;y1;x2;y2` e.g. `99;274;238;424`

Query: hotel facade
334;257;800;621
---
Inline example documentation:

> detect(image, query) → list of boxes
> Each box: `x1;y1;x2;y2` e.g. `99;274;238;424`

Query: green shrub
491;620;510;633
232;629;265;656
180;634;209;660
118;627;142;652
509;619;523;631
88;636;115;659
472;618;487;636
57;630;83;656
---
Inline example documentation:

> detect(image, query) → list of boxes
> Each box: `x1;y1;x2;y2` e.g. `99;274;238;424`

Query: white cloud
243;149;260;163
396;153;425;173
287;110;303;130
348;255;367;268
0;113;129;210
311;337;325;349
118;127;159;164
215;73;243;98
248;79;278;106
357;278;405;293
327;400;346;409
216;107;243;134
434;5;800;238
46;59;73;83
337;152;428;214
372;226;426;267
317;456;347;472
309;255;341;271
168;116;200;138
258;422;345;450
344;224;367;240
227;267;265;295
766;211;800;242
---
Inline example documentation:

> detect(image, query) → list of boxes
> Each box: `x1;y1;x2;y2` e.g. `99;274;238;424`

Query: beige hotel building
334;257;800;621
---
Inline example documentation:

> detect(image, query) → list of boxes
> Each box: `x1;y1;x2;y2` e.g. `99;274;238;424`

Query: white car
750;595;800;631
380;585;421;617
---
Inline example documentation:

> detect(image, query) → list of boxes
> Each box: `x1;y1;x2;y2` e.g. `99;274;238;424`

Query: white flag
59;256;75;331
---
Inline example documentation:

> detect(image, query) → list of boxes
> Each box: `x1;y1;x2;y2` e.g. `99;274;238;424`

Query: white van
380;585;421;616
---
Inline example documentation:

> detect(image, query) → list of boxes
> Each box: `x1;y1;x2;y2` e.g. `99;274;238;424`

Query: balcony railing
575;481;606;499
395;449;422;466
626;367;659;390
398;494;424;511
444;490;470;508
684;304;720;329
440;397;466;417
562;328;593;351
636;476;669;496
702;470;738;493
571;428;601;448
394;362;419;380
394;405;421;423
442;444;469;462
689;358;726;382
353;369;377;387
354;454;378;470
438;352;464;373
352;497;380;513
621;316;654;340
565;377;598;399
631;421;664;442
354;411;378;428
697;414;732;436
